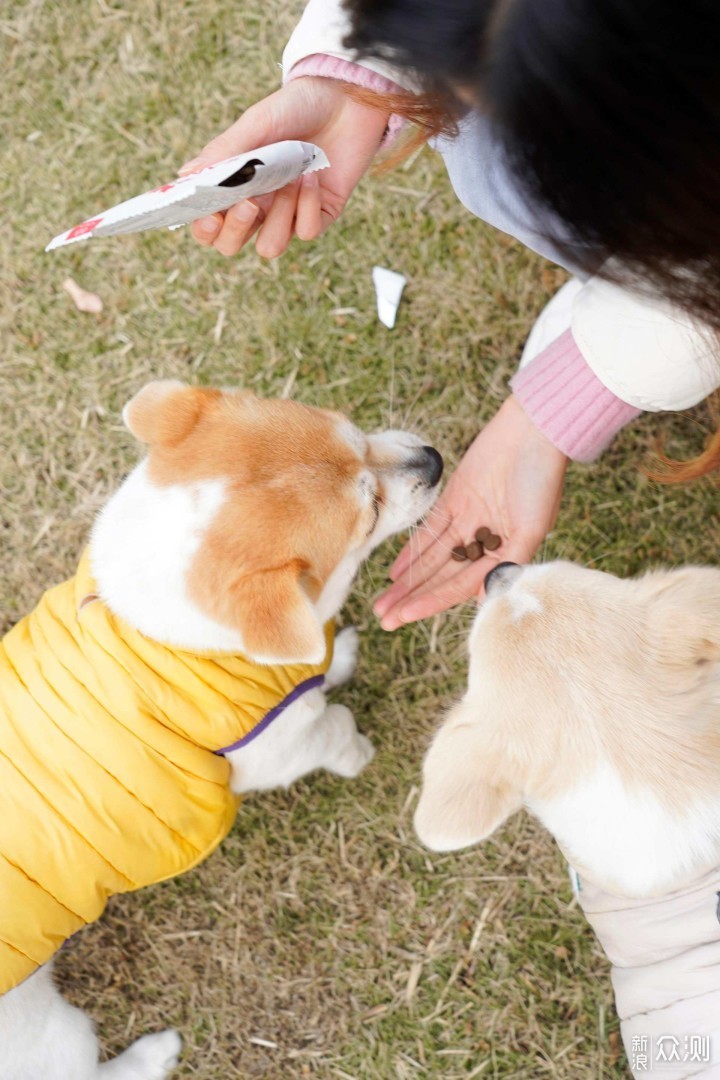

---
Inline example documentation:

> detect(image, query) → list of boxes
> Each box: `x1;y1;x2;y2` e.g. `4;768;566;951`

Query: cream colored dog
415;561;720;1080
0;380;442;1080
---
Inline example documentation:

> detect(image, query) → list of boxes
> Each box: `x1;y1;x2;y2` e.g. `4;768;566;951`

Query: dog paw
325;626;359;690
108;1030;182;1079
332;732;376;778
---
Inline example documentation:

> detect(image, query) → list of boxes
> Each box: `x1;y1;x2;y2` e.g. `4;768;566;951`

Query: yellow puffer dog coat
0;552;334;994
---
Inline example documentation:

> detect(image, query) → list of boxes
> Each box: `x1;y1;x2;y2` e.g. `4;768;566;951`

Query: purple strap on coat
214;674;325;755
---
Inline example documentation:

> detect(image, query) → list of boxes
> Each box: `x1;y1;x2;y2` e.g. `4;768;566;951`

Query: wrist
511;328;642;463
287;54;404;146
505;393;569;460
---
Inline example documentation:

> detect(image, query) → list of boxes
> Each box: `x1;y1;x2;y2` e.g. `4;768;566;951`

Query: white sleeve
281;0;416;88
571;275;720;411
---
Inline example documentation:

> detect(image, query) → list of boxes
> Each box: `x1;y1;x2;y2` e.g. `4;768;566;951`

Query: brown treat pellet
451;545;468;561
465;540;483;561
475;526;491;543
484;533;501;551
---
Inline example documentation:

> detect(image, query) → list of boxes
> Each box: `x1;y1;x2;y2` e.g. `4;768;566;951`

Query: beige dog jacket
578;868;720;1078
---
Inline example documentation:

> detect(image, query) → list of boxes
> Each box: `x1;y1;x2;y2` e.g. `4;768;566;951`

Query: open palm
374;396;569;629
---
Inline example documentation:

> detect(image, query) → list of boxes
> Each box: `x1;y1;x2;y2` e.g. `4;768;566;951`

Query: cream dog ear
122;380;206;447
195;559;327;665
414;708;521;852
644;568;720;670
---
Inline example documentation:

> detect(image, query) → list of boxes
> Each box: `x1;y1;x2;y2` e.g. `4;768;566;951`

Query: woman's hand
181;77;389;258
374;396;569;628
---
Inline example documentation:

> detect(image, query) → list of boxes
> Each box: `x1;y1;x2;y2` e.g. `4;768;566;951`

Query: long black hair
343;0;720;476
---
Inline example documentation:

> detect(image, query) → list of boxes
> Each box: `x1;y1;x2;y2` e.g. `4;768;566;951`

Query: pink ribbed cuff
511;328;642;463
286;54;406;146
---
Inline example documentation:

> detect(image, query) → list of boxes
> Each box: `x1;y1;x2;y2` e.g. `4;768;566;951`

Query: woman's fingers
388;503;455;581
374;528;456;620
377;547;483;626
379;555;495;629
255;179;302;258
188;175;321;257
388;520;467;596
211;201;261;257
190;213;224;246
295;173;323;241
378;531;540;629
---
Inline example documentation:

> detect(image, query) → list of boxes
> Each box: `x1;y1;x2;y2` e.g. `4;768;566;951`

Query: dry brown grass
2;1;720;1077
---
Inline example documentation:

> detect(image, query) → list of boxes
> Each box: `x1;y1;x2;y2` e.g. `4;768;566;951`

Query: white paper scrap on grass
372;266;406;329
46;141;329;251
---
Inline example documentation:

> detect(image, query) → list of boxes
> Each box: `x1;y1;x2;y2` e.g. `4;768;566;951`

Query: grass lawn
2;2;719;1077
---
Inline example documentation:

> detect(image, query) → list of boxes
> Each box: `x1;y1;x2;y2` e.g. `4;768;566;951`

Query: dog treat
465;540;483;561
450;528;501;563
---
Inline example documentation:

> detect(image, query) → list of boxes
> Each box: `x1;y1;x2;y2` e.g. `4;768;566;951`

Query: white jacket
283;0;720;415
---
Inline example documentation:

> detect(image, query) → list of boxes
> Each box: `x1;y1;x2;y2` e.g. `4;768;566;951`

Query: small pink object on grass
61;277;103;314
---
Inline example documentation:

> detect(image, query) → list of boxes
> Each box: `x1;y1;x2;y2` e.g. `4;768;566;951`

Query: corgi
0;379;443;1080
415;561;720;1080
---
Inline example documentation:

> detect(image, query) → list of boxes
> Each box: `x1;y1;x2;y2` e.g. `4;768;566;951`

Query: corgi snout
410;445;444;487
484;561;522;596
399;444;444;488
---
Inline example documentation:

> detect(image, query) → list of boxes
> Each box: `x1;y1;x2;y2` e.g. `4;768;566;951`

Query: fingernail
302;172;319;188
179;156;208;175
234;200;259;223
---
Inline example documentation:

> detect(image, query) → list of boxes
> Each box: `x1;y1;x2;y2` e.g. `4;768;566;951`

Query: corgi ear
414;707;521;851
644;568;720;671
123;380;206;447
193;559;327;665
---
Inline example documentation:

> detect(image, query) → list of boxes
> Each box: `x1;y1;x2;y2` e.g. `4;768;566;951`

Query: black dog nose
420;446;444;486
484;561;520;596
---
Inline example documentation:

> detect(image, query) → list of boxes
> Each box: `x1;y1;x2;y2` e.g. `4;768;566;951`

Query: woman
180;0;720;629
